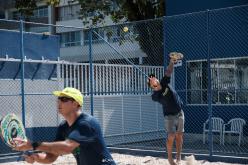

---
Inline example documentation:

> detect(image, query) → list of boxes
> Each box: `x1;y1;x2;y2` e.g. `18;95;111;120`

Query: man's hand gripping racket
147;52;184;89
0;113;35;161
0;113;27;148
169;52;184;64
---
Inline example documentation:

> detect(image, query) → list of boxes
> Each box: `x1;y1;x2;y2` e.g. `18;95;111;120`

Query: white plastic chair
203;117;224;144
223;118;246;146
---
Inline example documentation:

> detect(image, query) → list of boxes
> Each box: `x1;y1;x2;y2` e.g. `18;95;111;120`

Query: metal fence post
163;16;167;72
207;9;213;157
20;19;26;128
89;28;94;116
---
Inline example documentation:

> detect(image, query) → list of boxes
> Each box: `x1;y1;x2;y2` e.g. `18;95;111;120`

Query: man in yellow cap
14;87;116;165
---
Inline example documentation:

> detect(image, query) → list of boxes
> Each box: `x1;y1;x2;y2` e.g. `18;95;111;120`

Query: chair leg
222;133;225;145
203;132;205;144
238;134;241;146
220;133;222;145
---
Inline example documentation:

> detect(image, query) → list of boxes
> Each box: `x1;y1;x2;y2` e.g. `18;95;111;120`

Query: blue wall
166;0;248;16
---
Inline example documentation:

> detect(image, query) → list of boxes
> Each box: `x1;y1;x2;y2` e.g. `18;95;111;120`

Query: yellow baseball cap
53;87;83;106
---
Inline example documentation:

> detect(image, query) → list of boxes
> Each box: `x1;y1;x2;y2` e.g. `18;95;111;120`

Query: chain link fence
0;4;248;164
163;5;248;158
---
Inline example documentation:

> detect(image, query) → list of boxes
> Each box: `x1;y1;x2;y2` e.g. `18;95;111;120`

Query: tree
13;0;165;22
15;0;37;17
78;0;165;24
78;0;166;65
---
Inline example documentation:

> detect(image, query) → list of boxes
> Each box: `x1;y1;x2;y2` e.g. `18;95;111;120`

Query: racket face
169;52;184;60
0;117;4;142
0;114;27;148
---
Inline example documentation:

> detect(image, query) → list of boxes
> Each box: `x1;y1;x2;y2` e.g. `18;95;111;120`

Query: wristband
31;142;41;150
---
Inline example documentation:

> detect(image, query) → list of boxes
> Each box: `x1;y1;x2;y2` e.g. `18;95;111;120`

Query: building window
0;11;5;19
212;60;235;104
12;6;48;20
58;4;80;21
187;61;208;104
236;59;248;104
31;6;48;18
84;29;104;45
12;11;21;20
106;25;139;43
60;31;81;47
187;57;248;105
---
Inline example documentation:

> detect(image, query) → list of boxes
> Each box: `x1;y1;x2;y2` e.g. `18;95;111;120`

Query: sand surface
0;153;243;165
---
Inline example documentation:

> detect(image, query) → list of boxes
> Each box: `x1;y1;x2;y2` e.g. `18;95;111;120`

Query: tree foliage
15;0;37;17
77;0;166;65
14;0;165;22
78;0;165;25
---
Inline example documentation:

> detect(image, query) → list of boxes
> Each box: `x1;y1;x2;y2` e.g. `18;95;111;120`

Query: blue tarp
0;29;60;79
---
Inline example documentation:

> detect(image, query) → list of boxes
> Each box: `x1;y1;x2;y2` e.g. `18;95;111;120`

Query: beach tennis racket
0;113;27;148
169;52;184;60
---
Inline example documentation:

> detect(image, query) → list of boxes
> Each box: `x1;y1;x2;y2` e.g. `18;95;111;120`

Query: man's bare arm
14;138;80;156
165;59;176;77
36;139;80;155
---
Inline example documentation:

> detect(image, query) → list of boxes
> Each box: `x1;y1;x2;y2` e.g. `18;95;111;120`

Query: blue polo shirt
151;75;183;116
55;113;115;165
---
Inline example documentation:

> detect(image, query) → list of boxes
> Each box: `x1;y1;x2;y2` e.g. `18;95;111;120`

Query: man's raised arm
165;59;176;77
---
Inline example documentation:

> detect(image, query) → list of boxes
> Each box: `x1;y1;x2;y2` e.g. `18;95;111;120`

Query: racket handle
17;150;37;161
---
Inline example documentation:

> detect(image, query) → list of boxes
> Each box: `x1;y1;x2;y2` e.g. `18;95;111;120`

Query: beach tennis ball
123;27;128;32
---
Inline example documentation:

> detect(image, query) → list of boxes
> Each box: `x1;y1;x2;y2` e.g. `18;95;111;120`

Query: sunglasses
58;96;75;102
